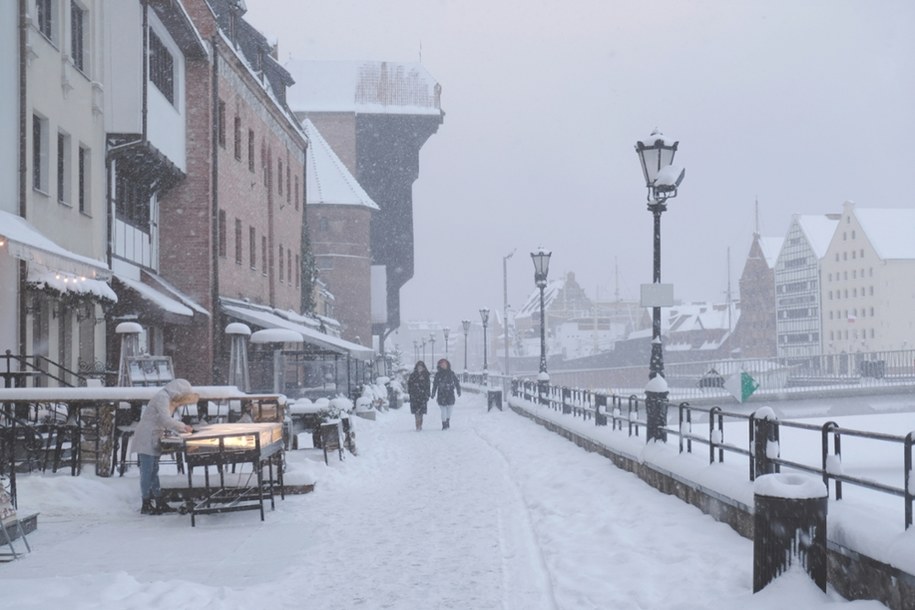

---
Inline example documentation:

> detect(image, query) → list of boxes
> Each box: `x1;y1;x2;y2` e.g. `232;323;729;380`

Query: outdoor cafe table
0;386;284;506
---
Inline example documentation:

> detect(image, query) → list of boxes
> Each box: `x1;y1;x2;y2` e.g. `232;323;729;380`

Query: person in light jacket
431;358;461;430
133;378;197;515
407;361;431;431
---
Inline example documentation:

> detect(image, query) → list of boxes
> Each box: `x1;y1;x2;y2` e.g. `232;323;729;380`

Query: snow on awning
115;275;194;318
222;301;374;360
0;210;111;280
27;267;117;303
141;271;209;316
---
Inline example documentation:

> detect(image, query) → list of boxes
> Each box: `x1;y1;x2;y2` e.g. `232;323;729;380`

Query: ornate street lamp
422;338;427;363
462;319;471;372
635;129;685;442
531;247;552;401
479;308;490;384
413;340;418;362
429;332;436;364
443;327;450;359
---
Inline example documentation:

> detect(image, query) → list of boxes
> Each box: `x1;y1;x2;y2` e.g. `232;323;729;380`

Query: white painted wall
146;10;186;172
0;2;18;351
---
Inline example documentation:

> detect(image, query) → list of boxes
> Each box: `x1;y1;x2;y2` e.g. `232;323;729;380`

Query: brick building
161;0;308;383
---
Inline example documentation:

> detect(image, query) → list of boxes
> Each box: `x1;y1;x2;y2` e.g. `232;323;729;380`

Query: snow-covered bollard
753;473;828;594
752;407;779;477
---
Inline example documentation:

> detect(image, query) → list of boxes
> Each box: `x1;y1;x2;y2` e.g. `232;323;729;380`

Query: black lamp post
531;247;552;401
480;308;490;385
413;340;418;362
462;319;471;372
443;327;450;359
635;129;685;443
429;332;436;364
422;338;427;363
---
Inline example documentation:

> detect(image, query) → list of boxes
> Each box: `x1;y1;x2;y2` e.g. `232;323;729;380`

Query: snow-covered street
2;393;886;609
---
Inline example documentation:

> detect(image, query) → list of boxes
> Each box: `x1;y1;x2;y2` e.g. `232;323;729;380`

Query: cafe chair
0;489;31;561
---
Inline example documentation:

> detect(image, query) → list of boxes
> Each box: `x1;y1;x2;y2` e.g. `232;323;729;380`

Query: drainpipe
17;0;27;356
141;0;148;141
210;37;220;382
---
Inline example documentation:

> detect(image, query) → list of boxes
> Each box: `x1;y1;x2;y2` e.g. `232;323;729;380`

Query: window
869;286;873;296
294;175;299;210
286;165;291;203
287;248;292;284
218;210;227;257
852;230;856;239
249;227;256;269
278;160;283;196
295;254;300;287
234;218;242;264
77;145;88;213
261;236;267;276
37;0;54;42
247;129;255;171
32;115;49;192
234;116;241;160
71;2;86;72
278;245;284;282
217;101;226;148
57;131;70;204
149;30;175;104
115;173;149;228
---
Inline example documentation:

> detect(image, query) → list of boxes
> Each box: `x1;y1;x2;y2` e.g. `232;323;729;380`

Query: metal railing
2;350;100;388
509;379;915;529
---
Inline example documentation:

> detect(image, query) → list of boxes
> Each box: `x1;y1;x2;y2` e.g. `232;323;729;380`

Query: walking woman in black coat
407;361;431;431
431;358;461;429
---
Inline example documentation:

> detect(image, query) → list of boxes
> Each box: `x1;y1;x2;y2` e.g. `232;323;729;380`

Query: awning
140;271;209;316
0;210;111;280
221;300;374;360
115;275;194;318
27;267;117;303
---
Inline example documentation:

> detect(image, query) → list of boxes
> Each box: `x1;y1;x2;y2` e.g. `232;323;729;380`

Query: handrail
2;350;92;388
510;379;915;529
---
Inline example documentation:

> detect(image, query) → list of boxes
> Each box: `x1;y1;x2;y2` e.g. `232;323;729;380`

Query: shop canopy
221;299;374;360
0;210;111;280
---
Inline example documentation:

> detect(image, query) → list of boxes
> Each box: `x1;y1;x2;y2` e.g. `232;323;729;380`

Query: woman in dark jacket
431;358;461;430
407;361;431;431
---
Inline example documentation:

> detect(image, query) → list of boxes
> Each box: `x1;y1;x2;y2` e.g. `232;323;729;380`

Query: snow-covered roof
757;237;784;269
796;214;840;259
0;210;111;280
854;207;915;260
515;279;564;319
285;60;443;116
302;119;379;210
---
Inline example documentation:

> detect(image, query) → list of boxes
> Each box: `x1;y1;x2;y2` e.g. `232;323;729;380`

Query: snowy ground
3;393;889;609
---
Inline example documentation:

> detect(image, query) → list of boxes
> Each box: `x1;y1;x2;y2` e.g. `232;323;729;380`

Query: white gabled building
0;0;113;382
774;213;840;365
821;201;915;358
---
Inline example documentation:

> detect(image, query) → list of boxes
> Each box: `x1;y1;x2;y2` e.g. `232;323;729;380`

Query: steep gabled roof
796;214;840;258
757;237;784;269
855;207;915;260
302;119;379;210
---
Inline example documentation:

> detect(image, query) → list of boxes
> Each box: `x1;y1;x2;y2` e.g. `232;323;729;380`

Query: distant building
821;201;915;356
725;233;782;359
774;213;840;365
285;60;444;345
302;119;379;346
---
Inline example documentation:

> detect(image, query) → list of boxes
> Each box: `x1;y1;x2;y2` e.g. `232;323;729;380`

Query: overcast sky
244;0;915;332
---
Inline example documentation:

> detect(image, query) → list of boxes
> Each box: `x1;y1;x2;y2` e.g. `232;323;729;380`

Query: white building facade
821;202;915;359
773;213;839;366
0;0;113;383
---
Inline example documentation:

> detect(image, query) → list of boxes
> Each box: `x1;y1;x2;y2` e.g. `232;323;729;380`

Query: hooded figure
431;358;461;429
407;361;431;431
133;378;197;515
